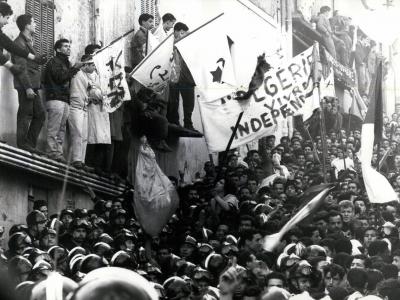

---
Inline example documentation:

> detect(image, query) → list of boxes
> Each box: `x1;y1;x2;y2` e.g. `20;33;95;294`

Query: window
140;0;160;26
25;0;55;59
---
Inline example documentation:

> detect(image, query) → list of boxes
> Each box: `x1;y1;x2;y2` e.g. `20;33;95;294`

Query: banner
176;14;237;100
198;45;334;153
93;38;131;113
130;34;174;94
324;45;356;87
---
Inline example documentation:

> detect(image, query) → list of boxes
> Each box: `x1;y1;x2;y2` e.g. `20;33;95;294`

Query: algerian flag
175;13;237;101
130;34;174;94
360;61;397;204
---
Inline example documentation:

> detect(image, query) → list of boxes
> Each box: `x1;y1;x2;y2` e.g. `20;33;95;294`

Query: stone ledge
0;142;127;197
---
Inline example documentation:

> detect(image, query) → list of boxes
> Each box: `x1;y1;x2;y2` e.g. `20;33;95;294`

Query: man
32;199;48;218
378;278;400;300
350;254;367;269
153;13;176;42
264;272;287;294
61;218;90;250
0;3;46;75
346;268;367;300
239;229;263;255
43;39;81;162
69;54;97;169
131;13;154;68
26;210;47;247
12;14;46;153
328;211;343;234
339;200;355;227
168;22;199;131
323;264;345;292
391;249;400;276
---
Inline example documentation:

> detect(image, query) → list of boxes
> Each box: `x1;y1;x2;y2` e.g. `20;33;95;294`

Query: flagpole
313;42;328;183
304;126;321;164
93;28;136;56
216;111;244;180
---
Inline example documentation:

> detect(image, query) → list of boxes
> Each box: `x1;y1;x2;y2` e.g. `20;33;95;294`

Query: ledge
0;143;127;197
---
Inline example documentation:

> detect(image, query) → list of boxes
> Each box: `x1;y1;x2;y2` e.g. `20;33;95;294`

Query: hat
26;210;47;226
182;235;197;247
383;222;395;228
40;227;57;239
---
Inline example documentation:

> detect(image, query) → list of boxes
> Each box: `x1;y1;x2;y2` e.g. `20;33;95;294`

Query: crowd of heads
1;115;400;299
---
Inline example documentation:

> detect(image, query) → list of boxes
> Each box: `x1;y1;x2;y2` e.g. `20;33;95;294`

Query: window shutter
140;0;160;26
25;0;55;58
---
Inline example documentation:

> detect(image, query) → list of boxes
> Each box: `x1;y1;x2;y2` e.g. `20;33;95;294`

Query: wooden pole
216;111;244;180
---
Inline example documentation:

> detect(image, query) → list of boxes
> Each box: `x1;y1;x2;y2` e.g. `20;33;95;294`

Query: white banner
175;14;237;100
130;34;174;94
198;46;335;153
93;38;131;113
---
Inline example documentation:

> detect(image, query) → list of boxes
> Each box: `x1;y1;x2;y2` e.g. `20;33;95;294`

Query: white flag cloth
146;31;160;54
130;34;174;94
198;45;333;153
263;185;332;252
360;62;397;204
175;14;237;100
93;38;131;113
134;140;179;236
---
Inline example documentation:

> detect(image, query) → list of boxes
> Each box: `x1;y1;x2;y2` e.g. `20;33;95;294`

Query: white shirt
153;24;171;43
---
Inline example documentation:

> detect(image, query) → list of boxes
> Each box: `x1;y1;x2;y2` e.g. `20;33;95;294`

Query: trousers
46;100;69;159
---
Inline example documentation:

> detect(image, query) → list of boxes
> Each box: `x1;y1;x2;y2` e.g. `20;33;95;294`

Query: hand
26;88;36;99
9;64;24;76
34;54;47;65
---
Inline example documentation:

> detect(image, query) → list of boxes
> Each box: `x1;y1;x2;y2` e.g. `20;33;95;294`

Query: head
264;272;286;293
328;211;343;233
54;38;71;56
351;254;367;269
323;264;345;291
16;14;36;34
139;13;154;30
339;200;354;223
81;54;96;74
174;22;189;41
0;2;12;27
363;227;378;248
162;13;176;31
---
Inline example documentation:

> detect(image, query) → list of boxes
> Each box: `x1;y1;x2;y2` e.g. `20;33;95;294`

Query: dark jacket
0;28;30;62
43;52;79;103
131;27;147;68
12;33;41;90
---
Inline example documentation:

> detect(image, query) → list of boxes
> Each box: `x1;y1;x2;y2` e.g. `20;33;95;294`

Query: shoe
184;124;200;132
19;144;36;153
82;164;95;173
72;161;84;169
56;156;67;164
155;140;173;152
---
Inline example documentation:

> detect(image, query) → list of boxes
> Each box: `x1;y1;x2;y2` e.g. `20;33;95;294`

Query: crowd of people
0;1;201;181
1;114;400;300
308;6;378;97
2;1;400;300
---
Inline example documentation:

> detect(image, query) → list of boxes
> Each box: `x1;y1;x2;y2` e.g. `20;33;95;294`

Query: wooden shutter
25;0;55;58
140;0;160;26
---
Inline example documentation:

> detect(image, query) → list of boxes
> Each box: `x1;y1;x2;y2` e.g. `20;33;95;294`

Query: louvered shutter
25;0;55;58
140;0;160;26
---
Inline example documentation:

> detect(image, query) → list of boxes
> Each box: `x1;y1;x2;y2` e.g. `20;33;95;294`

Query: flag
198;45;333;153
146;30;160;55
93;38;131;113
175;13;237;100
130;34;174;94
360;61;397;204
263;184;333;252
133;140;179;236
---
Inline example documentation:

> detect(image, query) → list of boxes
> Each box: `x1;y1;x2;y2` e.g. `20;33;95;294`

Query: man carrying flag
360;61;397;204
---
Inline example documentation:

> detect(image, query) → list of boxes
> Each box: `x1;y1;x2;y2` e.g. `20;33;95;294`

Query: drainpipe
285;0;293;58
